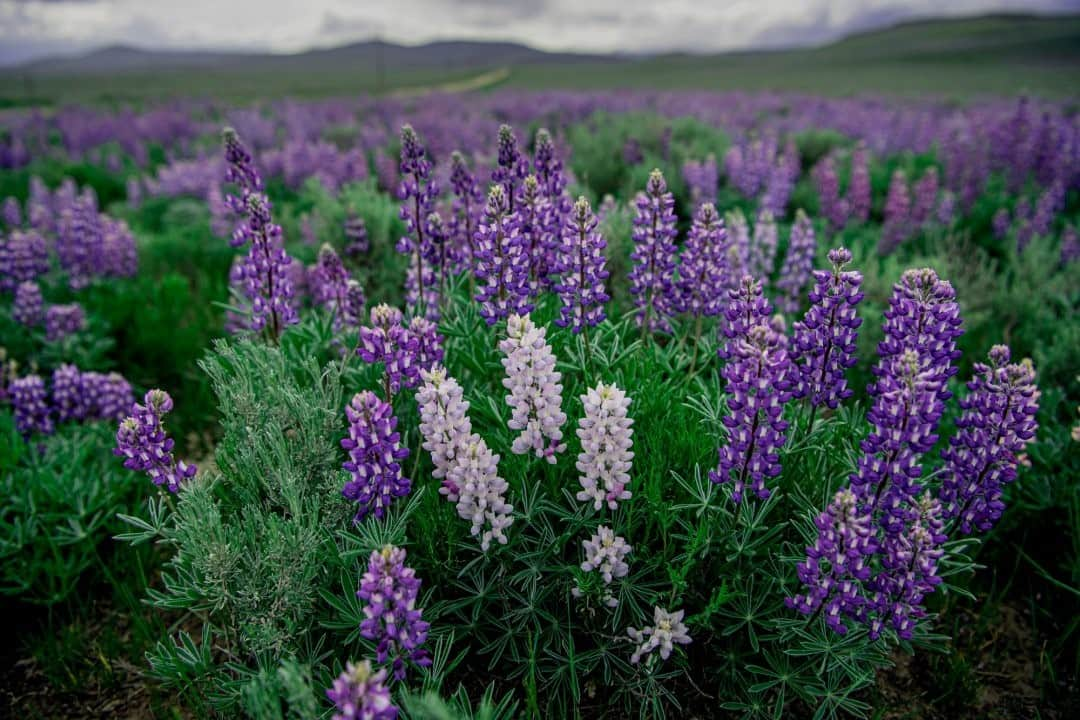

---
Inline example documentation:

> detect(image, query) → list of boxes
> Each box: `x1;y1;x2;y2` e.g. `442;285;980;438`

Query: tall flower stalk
396;125;438;319
554;196;609;360
498;314;567;462
629;169;679;338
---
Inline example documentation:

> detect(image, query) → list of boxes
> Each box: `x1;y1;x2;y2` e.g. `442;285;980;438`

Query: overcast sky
1;0;1077;65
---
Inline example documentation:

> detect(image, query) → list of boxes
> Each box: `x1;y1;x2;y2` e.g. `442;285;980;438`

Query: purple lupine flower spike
786;487;875;633
448;150;483;272
473;185;532;325
939;346;1039;534
847;142;871;225
13;281;44;327
718;275;772;358
11;375;54;437
0;230;48;291
519;175;552;295
675;202;727;320
492;124;529;212
864;492;946;640
52;364;91;422
791;247;864;412
775;209;817;314
710;323;793;503
45;303;86;341
628;169;679;335
344;213;370;257
114;389;196;493
326;660;398;720
357;545;431;681
358;305;420;396
396;125;439;319
341;391;411;522
554;196;609;334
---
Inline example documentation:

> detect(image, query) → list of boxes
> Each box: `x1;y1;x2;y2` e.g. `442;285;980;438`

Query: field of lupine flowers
1;91;1079;719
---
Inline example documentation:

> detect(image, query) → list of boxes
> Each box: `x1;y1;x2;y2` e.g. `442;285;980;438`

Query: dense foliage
1;90;1078;719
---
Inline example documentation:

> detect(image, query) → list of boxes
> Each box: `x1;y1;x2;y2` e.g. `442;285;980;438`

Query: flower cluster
790;248;865;411
786;487;875;633
492;124;529;210
341;391;411;523
344;213;370;257
473;185;532;325
357;545;431;681
675;202;727;319
444;433;514;551
519;175;552;294
358;305;442;396
554;196;609;333
939;346;1039;534
13;280;44;326
575;382;635;511
775;209;817;314
718;276;772;357
627;607;692;664
628;169;679;334
326;660;397;720
11;375;54;437
448;151;483;270
396;125;439;317
416;366;472;491
44;303;86;341
579;526;631;607
711;323;793;503
880;169;911;255
682;155;718;206
114;389;197;493
0;229;48;291
498;314;567;462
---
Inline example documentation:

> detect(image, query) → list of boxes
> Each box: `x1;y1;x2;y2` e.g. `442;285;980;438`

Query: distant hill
2;13;1077;102
17;39;616;76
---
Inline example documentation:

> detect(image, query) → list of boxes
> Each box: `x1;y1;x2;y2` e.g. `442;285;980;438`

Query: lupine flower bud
341;391;411;522
554;196;609;333
718;275;772;357
416;366;472;495
499;314;567;462
629;169;679;333
627;607;692;664
940;346;1039;534
358;305;419;395
473;185;532;325
575;382;634;511
12;375;53;437
445;433;514;551
114;389;196;492
357;545;431;681
13;281;44;326
493;124;529;210
791;248;864;410
675;203;727;318
786;487;875;633
580;525;631;607
326;660;397;720
775;209;817;313
711;323;793;502
45;303;86;341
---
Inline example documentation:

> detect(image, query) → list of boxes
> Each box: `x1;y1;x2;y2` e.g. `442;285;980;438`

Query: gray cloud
0;0;1076;65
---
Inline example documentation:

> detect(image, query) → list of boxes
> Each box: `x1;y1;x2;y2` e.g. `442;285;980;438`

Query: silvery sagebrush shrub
110;125;1046;720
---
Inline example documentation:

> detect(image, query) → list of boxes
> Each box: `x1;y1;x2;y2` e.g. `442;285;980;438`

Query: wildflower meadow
1;18;1079;720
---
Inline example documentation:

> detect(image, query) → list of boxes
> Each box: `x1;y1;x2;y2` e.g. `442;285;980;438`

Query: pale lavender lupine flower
575;382;634;511
444;433;514;551
416;366;472;498
498;314;567;462
775;209;817;314
627;607;692;664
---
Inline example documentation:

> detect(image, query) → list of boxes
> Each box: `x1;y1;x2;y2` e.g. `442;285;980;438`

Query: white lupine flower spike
445;433;514;552
575;381;634;511
416;365;473;501
627;606;692;664
498;313;567;463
